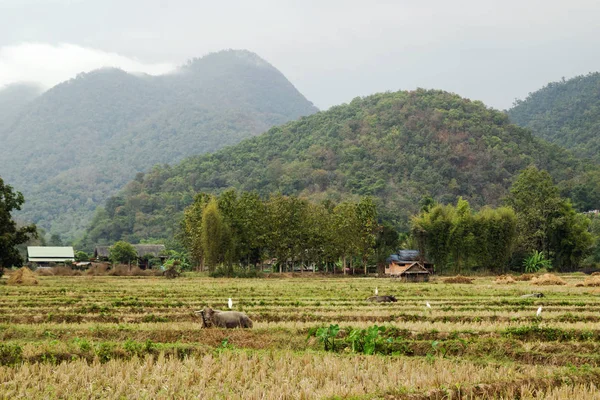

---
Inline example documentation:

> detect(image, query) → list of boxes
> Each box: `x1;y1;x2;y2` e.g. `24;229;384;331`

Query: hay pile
7;267;39;285
37;266;82;276
443;275;474;284
495;275;516;284
578;276;600;287
531;273;566;286
514;274;534;282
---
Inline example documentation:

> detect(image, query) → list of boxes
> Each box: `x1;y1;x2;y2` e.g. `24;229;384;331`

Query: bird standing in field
426;301;431;309
375;287;378;296
228;298;233;309
536;306;542;317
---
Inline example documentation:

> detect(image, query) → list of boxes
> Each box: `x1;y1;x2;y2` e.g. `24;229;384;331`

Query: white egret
536;306;542;317
375;287;378;296
228;298;233;309
426;301;431;309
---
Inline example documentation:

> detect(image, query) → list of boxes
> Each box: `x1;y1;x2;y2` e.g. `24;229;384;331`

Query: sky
1;0;600;110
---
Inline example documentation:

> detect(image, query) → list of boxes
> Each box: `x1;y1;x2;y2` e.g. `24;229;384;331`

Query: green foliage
0;343;23;366
181;189;378;273
509;73;600;164
523;250;552;273
109;241;137;264
74;251;90;262
0;50;318;241
505;166;593;271
0;176;37;274
201;199;231;271
313;324;340;351
412;197;517;273
82;89;600;247
347;325;387;355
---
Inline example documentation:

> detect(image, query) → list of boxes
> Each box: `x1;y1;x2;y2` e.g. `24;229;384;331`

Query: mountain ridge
0;49;318;239
508;72;600;162
77;88;600;249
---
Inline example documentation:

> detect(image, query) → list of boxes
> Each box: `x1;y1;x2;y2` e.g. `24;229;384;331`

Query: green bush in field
0;343;23;366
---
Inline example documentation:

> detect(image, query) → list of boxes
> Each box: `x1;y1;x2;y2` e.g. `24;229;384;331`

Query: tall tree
332;202;359;275
201;199;231;271
355;197;378;274
505;166;593;270
180;193;212;270
411;204;453;274
0;177;37;274
473;206;518;273
505;166;563;257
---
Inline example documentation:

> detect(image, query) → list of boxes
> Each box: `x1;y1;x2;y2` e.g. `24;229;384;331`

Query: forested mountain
0;83;42;131
508;73;600;161
0;50;317;239
78;89;600;249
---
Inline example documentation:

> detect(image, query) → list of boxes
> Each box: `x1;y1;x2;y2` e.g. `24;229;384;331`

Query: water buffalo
520;293;544;298
366;295;397;303
195;307;253;328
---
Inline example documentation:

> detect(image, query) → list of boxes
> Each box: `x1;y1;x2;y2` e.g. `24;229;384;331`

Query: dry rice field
1;273;600;399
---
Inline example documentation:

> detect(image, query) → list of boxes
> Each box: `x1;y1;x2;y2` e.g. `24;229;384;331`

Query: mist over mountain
0;82;43;131
508;73;600;162
78;89;600;249
0;50;318;240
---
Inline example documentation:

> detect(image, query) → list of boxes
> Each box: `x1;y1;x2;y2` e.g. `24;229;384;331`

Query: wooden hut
385;250;432;282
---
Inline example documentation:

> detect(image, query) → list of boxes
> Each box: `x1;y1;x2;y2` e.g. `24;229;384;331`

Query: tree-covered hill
0;50;318;239
508;72;600;161
79;89;600;249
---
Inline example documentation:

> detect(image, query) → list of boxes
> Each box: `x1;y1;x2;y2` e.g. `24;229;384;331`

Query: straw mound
531;273;566;286
514;274;534;281
495;275;516;284
591;272;600;276
579;276;600;287
7;267;39;285
37;267;82;276
443;275;474;284
107;265;160;277
86;263;110;276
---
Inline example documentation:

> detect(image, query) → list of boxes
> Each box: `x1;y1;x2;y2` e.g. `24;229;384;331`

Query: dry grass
443;275;474;284
6;267;38;285
36;266;82;276
515;273;534;281
1;274;599;398
495;275;516;284
0;352;583;400
579;276;600;287
531;274;567;286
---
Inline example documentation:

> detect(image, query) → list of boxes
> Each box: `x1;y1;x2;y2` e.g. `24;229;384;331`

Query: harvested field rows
1;273;600;398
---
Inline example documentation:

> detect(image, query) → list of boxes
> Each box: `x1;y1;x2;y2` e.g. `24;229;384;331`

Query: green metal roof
27;246;75;259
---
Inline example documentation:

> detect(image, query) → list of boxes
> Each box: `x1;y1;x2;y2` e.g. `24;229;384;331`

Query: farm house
27;246;75;265
385;250;432;281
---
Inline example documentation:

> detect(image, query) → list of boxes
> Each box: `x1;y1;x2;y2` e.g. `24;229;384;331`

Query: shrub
0;343;23;366
523;251;552;273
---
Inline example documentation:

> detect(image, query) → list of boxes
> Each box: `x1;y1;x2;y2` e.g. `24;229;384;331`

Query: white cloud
0;42;175;89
